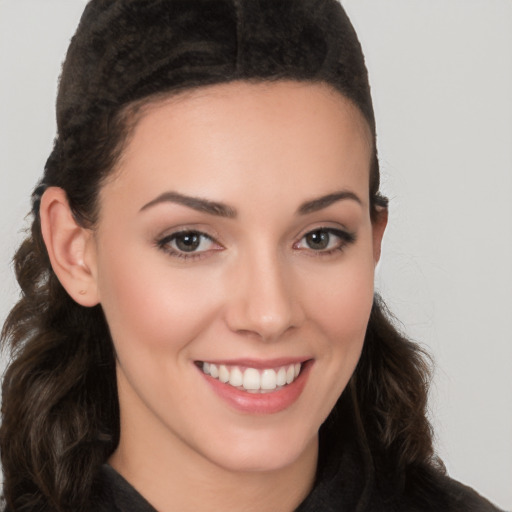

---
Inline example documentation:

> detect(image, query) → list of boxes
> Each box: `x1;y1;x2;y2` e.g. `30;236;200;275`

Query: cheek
303;254;375;346
95;245;224;356
292;252;375;429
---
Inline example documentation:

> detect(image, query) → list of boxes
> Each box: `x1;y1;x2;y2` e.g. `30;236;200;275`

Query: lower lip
199;362;313;415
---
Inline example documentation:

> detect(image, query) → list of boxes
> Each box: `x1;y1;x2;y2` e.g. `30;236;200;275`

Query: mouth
197;361;303;394
196;358;313;414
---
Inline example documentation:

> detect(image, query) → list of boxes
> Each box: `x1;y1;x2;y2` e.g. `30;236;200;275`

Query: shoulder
87;465;157;512
300;406;505;512
393;465;505;512
430;473;504;512
1;466;156;512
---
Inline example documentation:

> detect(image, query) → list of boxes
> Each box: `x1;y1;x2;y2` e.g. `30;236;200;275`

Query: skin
41;81;386;512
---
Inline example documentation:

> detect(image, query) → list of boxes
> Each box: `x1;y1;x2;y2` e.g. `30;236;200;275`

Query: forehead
103;81;373;212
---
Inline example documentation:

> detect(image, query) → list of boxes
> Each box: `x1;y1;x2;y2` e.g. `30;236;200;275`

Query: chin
196;424;318;474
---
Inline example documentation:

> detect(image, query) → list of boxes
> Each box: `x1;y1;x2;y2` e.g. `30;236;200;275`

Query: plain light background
0;0;511;509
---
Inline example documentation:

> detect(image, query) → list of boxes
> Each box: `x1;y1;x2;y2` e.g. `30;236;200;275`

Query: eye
156;230;221;259
294;228;355;254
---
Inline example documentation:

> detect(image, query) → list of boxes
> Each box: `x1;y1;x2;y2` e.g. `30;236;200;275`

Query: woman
0;1;504;511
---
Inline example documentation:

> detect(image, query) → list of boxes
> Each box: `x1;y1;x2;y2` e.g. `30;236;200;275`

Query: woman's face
91;81;385;474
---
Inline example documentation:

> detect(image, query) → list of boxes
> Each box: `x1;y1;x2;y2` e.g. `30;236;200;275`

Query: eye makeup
155;225;356;262
294;227;356;257
156;229;223;261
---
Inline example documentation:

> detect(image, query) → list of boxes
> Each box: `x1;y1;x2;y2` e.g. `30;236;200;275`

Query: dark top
95;457;504;512
92;402;504;512
94;456;503;512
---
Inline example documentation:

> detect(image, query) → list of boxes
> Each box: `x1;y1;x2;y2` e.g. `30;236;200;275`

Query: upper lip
196;357;312;369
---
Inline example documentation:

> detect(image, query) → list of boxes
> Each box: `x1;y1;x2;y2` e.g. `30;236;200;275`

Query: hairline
94;78;376;224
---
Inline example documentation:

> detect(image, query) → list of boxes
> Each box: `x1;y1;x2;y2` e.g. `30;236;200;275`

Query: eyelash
156;227;356;261
293;228;356;256
156;230;220;261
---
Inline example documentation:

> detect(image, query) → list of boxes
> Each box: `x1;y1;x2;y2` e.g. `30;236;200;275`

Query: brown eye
174;232;202;252
294;227;356;254
157;230;219;258
305;230;330;250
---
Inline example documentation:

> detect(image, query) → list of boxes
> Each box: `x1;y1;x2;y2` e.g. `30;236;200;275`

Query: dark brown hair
1;1;436;510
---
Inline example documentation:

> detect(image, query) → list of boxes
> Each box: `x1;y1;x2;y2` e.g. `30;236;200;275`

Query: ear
39;187;100;307
371;207;388;264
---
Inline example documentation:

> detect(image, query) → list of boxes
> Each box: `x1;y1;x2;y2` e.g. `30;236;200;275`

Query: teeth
286;365;295;384
219;364;230;383
261;369;277;390
229;367;243;387
209;364;219;379
276;367;287;386
201;362;303;393
243;368;260;390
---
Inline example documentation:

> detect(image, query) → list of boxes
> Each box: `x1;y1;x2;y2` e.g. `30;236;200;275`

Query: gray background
1;0;511;509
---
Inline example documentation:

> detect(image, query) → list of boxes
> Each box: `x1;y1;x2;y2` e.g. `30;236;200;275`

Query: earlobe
372;207;388;264
39;187;100;307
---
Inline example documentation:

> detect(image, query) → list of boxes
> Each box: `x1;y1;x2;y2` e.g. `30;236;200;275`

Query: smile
200;362;302;393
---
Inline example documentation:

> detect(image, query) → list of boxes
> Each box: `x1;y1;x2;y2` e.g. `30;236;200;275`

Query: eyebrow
297;190;362;215
140;189;362;218
140;191;237;218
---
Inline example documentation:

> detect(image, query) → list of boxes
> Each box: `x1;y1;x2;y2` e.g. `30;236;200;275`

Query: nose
224;250;304;342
